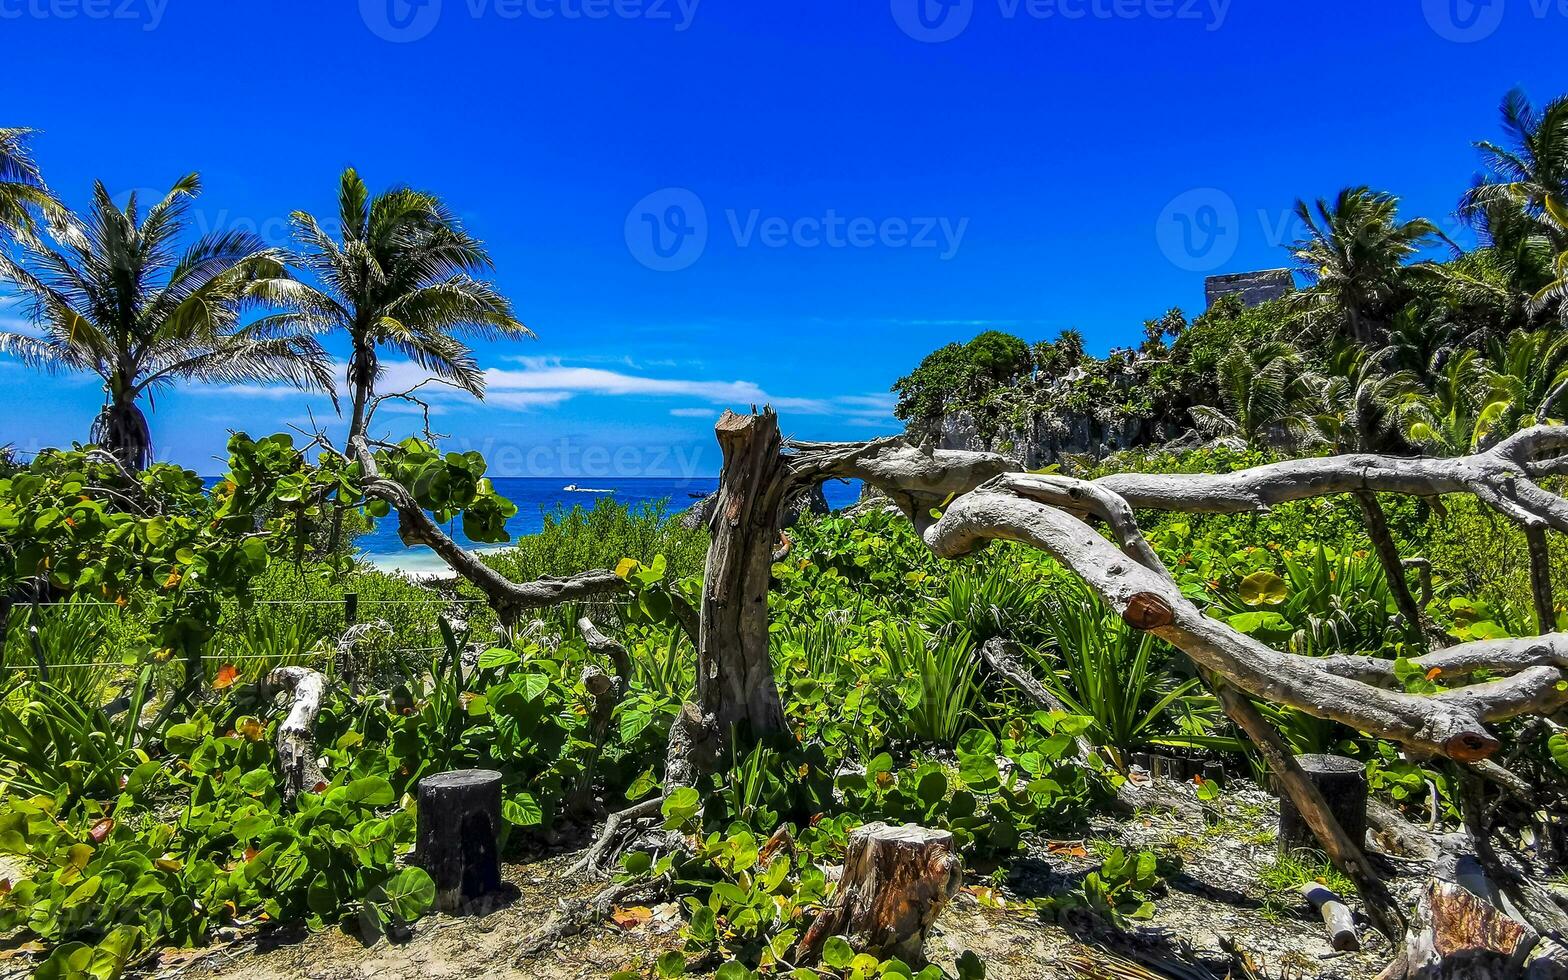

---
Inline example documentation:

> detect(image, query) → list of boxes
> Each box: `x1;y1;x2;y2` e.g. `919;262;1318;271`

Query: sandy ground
100;787;1399;980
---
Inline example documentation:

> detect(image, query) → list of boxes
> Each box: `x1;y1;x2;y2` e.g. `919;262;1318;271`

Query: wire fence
0;592;506;675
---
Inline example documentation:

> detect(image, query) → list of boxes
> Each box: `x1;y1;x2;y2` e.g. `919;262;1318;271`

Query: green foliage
0;700;434;969
3;600;123;703
1257;850;1355;916
1035;846;1173;927
375;439;517;544
1035;585;1206;755
878;624;982;746
0;668;153;800
891;330;1033;432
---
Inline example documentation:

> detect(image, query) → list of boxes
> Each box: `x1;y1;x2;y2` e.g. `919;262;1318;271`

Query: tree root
568;797;664;877
514;875;671;961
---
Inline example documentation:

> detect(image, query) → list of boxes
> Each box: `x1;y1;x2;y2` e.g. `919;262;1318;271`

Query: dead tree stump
796;823;963;966
1280;754;1368;855
416;769;504;914
699;410;793;741
1384;881;1538;979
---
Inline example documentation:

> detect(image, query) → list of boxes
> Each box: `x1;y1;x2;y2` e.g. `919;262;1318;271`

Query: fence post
345;592;359;628
28;599;48;681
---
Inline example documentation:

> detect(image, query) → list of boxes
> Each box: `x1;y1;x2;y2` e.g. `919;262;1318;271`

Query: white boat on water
563;484;616;493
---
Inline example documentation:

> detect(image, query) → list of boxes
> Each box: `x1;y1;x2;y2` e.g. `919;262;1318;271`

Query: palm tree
1458;90;1568;330
1474;328;1568;435
1307;345;1424;455
1188;341;1318;451
1288;187;1441;346
1305;345;1439;646
271;169;532;443
1404;348;1491;456
0;128;54;240
0;175;333;469
1460;89;1568;252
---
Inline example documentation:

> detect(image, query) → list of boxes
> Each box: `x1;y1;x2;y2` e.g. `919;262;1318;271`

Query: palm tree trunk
92;395;152;471
328;344;377;560
347;355;373;444
1353;491;1434;649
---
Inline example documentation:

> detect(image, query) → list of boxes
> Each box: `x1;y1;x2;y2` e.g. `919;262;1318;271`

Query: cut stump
797;822;963;966
1279;753;1368;855
415;769;503;914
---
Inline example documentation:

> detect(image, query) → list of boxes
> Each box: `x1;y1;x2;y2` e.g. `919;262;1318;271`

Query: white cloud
481;391;576;409
193;357;899;428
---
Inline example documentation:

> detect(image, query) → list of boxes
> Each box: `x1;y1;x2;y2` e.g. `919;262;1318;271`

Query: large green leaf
1239;570;1288;606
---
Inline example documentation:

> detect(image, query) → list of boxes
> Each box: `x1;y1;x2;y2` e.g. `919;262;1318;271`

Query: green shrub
1035;585;1205;757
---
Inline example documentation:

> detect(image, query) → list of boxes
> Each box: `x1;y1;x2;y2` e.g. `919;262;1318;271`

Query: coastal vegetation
0;87;1566;979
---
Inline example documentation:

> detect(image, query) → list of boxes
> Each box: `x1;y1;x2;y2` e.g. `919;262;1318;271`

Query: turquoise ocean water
356;477;864;573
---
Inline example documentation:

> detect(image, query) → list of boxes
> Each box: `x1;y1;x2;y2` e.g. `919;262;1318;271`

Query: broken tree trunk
1383;881;1538;980
698;410;791;741
796;823;963;966
266;666;327;802
415;769;504;914
1278;753;1370;857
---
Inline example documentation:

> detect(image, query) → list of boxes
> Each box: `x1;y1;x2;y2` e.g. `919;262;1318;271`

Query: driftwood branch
266;666;327;802
922;483;1560;762
1095;427;1568;531
785;436;1013;534
574;618;629;814
1302;882;1361;952
349;434;627;623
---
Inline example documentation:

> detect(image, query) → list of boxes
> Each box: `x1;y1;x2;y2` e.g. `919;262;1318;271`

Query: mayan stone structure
1205;269;1295;309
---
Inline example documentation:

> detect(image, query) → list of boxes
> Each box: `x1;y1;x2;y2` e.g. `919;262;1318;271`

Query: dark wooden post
698;410;791;742
416;769;504;914
1525;527;1556;634
1355;491;1432;647
344;592;359;628
1278;754;1369;856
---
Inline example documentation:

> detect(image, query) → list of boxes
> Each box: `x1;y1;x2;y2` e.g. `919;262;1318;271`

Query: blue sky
0;0;1561;476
